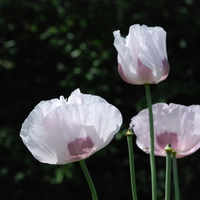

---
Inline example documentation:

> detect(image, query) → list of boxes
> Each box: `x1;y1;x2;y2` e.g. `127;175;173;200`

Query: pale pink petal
68;88;106;104
113;30;135;70
139;26;170;83
117;62;143;84
113;30;139;84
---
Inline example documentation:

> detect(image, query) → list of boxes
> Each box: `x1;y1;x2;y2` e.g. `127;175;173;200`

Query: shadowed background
1;0;200;199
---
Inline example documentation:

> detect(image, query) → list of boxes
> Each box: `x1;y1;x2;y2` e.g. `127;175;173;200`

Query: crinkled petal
68;88;106;104
114;30;145;84
139;27;169;82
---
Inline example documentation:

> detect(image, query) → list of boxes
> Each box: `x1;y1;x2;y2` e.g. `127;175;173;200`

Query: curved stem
126;129;138;200
79;160;98;200
172;152;180;200
144;84;157;200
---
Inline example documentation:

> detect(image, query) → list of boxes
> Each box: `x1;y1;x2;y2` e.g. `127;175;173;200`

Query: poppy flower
130;103;200;158
20;89;122;164
113;24;170;85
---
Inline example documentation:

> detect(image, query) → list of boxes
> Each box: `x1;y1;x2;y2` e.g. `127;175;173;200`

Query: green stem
144;84;157;200
164;144;173;200
79;160;98;200
172;152;180;200
126;129;138;200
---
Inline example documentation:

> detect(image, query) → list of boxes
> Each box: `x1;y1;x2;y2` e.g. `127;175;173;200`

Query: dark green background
1;0;200;199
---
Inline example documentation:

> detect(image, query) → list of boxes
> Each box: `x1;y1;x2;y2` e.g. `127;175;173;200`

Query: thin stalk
172;152;180;200
144;83;157;200
79;160;98;200
126;129;138;200
164;144;173;200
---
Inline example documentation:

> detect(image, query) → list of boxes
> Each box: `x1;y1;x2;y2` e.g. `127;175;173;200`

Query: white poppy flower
20;89;123;164
113;24;170;85
130;103;200;158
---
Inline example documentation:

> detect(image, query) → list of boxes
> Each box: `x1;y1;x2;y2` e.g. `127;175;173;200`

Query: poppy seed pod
20;89;123;164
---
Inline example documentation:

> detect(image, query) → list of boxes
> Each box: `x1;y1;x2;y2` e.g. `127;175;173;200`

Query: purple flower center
156;131;178;150
68;136;95;161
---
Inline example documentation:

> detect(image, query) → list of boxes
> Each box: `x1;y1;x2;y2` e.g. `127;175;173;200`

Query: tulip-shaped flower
130;103;200;158
20;89;122;164
113;24;170;84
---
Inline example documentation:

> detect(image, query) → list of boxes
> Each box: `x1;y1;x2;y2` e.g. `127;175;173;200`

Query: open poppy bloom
130;103;200;158
113;24;170;85
20;89;122;164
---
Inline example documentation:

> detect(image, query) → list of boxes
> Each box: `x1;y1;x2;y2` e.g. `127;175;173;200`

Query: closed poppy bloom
130;103;200;158
113;24;170;85
20;89;122;164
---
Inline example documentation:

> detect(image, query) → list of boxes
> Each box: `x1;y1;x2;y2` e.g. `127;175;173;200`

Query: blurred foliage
1;0;200;199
